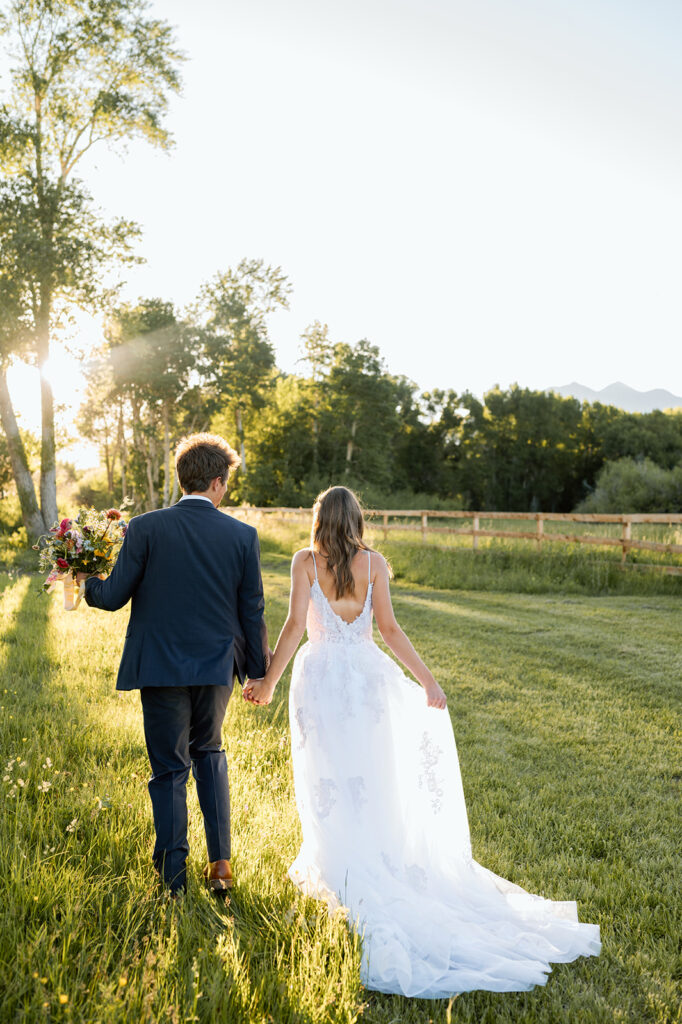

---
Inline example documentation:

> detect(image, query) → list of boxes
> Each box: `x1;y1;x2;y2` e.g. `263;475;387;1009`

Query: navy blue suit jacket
84;499;269;691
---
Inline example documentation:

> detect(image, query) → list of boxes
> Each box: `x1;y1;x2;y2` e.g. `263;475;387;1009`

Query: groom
80;433;269;896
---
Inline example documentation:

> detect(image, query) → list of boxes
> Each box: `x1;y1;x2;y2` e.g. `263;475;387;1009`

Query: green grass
254;517;682;597
1;558;680;1023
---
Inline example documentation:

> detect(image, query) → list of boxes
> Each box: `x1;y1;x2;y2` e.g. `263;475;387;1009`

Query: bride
244;486;600;998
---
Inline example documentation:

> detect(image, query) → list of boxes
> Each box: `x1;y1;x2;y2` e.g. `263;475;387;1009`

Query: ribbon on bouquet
62;575;85;611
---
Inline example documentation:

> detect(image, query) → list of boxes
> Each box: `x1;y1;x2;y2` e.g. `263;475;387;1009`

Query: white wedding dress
287;551;601;998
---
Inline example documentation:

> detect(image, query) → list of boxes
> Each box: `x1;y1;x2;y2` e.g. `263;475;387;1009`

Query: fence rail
229;507;682;574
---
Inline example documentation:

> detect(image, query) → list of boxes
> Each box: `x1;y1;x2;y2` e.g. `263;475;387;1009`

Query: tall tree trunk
104;431;113;495
38;362;58;527
37;295;58;526
311;381;319;474
170;467;179;504
146;433;157;510
162;402;170;507
235;407;246;474
170;425;179;504
345;418;357;474
0;369;46;541
35;100;59;529
117;401;128;502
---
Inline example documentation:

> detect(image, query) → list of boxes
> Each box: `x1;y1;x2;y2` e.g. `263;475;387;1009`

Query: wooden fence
230;508;682;575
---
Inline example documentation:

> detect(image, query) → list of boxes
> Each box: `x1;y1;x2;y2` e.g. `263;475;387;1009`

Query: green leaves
0;0;183;176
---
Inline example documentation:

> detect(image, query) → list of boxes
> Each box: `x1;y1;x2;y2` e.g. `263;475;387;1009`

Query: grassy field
1;551;681;1023
250;516;682;597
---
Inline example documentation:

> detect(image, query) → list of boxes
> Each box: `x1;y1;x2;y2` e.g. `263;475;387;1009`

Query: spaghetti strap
310;549;318;582
366;549;371;584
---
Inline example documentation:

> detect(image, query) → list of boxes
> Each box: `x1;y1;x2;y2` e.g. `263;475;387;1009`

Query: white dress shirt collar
179;494;214;504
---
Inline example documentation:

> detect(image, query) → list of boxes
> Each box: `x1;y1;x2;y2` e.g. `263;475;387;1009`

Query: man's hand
243;677;276;706
75;572;90;585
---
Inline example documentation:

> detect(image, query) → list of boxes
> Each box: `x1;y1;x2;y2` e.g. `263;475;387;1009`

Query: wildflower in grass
8;786;17;797
37;780;51;793
59;994;68;1004
42;758;52;769
40;977;47;983
118;977;127;987
66;818;78;833
3;775;9;782
17;778;25;787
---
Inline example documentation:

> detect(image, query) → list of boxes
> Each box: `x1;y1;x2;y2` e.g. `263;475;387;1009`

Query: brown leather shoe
203;859;233;897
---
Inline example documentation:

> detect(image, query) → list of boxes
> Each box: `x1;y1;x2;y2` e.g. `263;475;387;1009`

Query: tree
456;386;586;511
105;299;195;510
0;227;45;537
197;259;291;475
322;340;401;488
578;457;682;513
76;346;120;498
298;320;333;477
0;0;182;529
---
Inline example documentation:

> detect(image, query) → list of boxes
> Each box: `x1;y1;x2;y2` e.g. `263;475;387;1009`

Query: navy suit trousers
140;685;232;891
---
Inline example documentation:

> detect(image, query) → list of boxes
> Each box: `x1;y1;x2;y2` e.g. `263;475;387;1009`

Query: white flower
65;818;78;834
17;778;25;788
8;786;17;797
37;780;51;793
2;775;10;783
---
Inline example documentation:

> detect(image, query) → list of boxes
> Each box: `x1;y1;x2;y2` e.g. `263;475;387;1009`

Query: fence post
621;518;631;563
421;512;428;543
473;514;479;551
536;514;544;547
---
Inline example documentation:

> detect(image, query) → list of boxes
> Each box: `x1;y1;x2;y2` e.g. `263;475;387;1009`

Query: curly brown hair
175;433;239;493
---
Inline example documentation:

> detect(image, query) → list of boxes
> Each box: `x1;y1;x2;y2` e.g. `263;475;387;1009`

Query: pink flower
56;558;69;569
106;508;122;521
55;518;72;538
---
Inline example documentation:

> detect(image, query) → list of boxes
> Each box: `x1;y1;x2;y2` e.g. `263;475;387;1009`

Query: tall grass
253;516;682;596
1;562;680;1022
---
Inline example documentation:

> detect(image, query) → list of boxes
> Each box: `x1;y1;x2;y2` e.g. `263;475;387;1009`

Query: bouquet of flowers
35;507;128;610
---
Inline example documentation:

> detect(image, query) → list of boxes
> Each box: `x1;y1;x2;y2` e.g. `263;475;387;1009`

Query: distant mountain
548;381;682;413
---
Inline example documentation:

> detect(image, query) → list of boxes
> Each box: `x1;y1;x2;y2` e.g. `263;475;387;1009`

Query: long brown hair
310;486;371;599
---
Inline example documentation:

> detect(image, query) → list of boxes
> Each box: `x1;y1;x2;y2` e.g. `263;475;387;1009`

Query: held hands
243;676;277;706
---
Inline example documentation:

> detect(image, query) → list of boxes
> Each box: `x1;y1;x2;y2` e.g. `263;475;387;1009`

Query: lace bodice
306;550;374;645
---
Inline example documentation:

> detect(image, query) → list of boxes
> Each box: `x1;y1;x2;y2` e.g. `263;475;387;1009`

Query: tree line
73;300;682;517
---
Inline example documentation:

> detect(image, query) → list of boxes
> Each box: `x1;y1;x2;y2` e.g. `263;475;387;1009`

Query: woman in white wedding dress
244;487;600;998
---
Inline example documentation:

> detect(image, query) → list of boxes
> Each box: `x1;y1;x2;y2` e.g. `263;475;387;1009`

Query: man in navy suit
80;433;269;895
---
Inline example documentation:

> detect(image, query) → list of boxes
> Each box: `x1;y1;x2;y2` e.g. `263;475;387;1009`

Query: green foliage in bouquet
34;508;127;593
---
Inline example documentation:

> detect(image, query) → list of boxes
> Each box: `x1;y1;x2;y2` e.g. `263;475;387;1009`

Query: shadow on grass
0;573;52;704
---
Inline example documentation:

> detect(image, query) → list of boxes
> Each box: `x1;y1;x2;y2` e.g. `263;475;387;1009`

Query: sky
4;0;682;463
